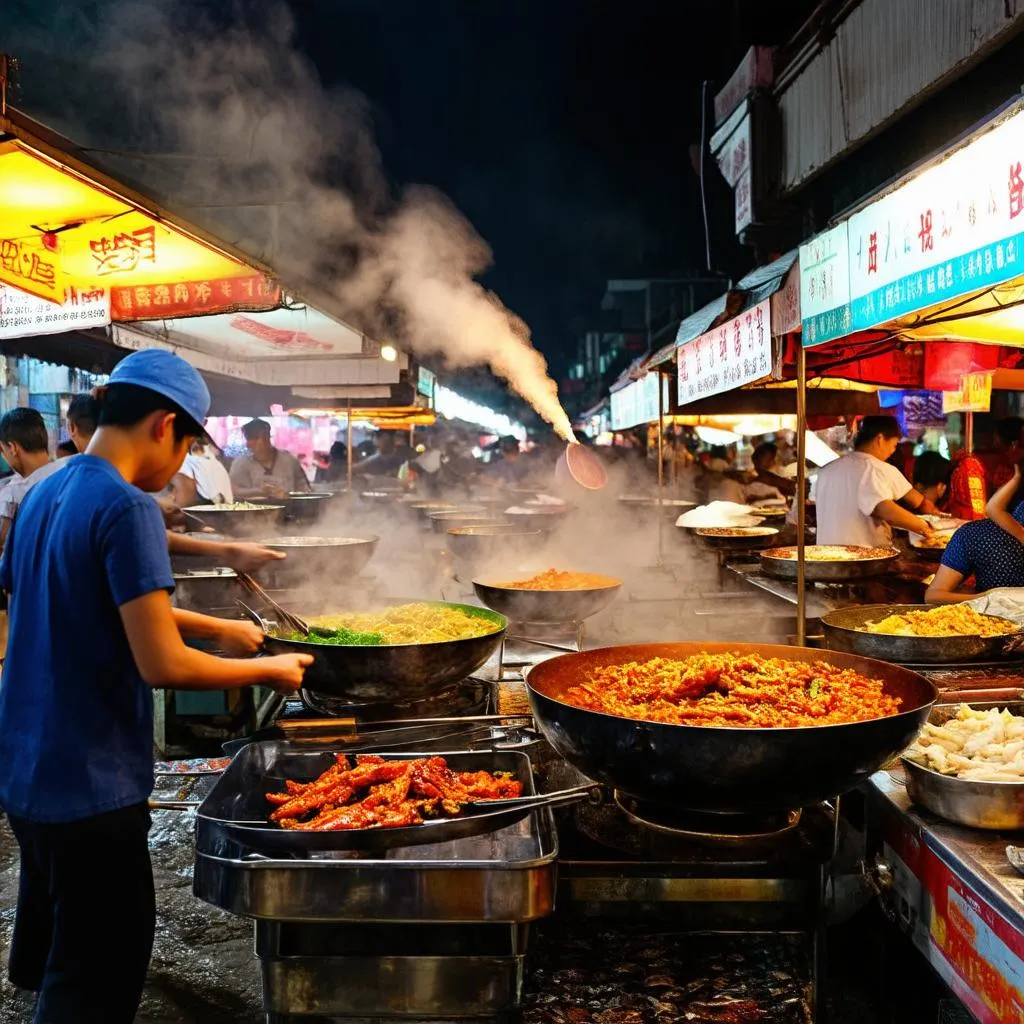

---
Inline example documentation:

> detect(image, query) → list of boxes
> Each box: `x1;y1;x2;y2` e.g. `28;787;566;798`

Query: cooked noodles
861;605;1018;638
288;603;500;646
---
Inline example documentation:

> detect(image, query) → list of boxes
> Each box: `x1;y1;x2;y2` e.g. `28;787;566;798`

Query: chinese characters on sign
0;283;110;339
0;237;62;302
712;108;754;234
109;274;279;320
89;226;157;275
941;372;993;414
677;299;772;406
610;373;667;431
803;104;1024;347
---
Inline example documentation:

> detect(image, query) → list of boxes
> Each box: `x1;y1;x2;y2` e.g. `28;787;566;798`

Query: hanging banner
610;373;667;431
0;235;65;303
942;372;993;413
802;102;1024;346
677;299;771;405
0;282;110;338
110;274;280;320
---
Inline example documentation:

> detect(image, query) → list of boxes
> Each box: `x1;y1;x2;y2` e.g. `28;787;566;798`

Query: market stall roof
0;107;279;314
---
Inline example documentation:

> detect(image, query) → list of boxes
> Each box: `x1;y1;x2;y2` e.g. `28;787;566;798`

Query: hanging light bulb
380;344;398;362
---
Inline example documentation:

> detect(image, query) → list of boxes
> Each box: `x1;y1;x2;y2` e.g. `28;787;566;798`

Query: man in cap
230;418;310;498
0;349;312;1023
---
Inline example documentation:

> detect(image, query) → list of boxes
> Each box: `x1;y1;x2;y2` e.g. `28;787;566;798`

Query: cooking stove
296;676;494;722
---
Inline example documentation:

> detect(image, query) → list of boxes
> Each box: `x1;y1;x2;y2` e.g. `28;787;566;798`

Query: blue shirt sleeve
940;526;971;577
101;496;174;607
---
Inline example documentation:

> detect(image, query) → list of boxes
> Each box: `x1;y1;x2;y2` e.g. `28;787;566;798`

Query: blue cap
109;349;211;428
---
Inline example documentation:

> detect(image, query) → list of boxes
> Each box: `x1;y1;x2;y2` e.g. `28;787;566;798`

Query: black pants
7;802;155;1024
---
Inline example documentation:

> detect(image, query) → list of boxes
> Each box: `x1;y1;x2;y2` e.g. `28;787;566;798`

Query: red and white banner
110;274;280;321
0;282;110;339
677;298;771;406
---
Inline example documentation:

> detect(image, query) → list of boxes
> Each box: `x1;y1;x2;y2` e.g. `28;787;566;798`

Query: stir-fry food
562;652;901;728
193;501;271;511
860;605;1018;638
905;705;1024;780
267;753;523;831
491;569;620;590
764;545;896;561
281;602;500;645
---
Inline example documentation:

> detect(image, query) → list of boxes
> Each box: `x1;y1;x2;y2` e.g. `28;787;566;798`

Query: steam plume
99;1;575;440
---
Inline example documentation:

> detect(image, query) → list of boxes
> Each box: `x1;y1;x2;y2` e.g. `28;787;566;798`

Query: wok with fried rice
822;604;1024;664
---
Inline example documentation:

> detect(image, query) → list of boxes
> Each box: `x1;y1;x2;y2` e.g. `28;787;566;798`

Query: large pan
261;600;506;702
760;545;899;582
821;604;1024;664
252;535;379;588
473;571;622;623
525;641;936;813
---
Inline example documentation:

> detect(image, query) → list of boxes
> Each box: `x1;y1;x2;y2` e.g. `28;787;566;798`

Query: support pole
346;398;354;491
965;410;974;453
657;369;666;565
796;343;808;647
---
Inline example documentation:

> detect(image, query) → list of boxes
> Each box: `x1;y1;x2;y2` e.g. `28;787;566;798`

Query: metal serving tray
193;743;558;923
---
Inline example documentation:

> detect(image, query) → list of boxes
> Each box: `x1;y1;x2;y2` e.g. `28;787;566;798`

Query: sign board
713;107;754;233
417;365;436;400
609;372;667;431
942;372;993;413
770;263;801;335
677;298;772;406
0;282;110;338
802;102;1024;346
799;224;851;346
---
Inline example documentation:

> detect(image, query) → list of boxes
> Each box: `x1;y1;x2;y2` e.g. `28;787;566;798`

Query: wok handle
277;717;358;732
469;784;600;813
506;635;578;654
936;688;1024;704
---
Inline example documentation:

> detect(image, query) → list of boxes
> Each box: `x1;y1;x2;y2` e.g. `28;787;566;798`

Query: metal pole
346;398;354;491
796;343;808;647
657;369;666;565
965;410;974;453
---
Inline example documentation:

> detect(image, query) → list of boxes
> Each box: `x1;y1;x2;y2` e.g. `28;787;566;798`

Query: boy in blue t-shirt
0;349;312;1023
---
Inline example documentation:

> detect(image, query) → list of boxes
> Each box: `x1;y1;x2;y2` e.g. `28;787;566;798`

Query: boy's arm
121;590;310;691
984;465;1024;544
925;564;973;605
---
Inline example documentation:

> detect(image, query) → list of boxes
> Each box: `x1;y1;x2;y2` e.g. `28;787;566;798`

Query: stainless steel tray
193;743;558;922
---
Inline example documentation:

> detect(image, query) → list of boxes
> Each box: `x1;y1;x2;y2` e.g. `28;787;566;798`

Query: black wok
446;524;545;568
821;604;1024;664
526;641;937;813
252;535;379;588
183;504;285;537
760;545;900;582
473;572;622;623
261;600;507;702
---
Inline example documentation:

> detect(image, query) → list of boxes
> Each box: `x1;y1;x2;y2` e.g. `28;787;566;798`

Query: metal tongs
235;573;310;636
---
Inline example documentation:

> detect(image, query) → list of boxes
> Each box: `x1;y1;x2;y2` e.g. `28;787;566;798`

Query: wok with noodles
822;604;1024;664
473;568;622;623
526;641;936;812
760;545;900;582
262;600;506;702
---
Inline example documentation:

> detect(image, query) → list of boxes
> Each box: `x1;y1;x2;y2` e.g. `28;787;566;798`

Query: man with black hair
0;407;67;553
912;451;953;507
813;415;937;547
230;417;310;497
66;392;99;453
0;349;312;1023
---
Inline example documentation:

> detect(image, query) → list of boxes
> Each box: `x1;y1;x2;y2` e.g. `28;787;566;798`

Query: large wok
760;545;899;582
473;571;622;623
183;503;285;537
821;604;1024;664
525;641;936;813
261;600;507;702
252;535;379;588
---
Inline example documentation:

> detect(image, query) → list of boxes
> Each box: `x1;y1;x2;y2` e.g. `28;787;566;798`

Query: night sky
3;0;816;374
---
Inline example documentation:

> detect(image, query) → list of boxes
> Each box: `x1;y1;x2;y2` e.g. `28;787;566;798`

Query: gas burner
297;677;492;723
614;793;802;843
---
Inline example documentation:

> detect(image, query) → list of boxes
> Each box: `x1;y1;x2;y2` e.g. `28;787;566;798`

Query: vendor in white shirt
813;416;937;547
170;438;234;506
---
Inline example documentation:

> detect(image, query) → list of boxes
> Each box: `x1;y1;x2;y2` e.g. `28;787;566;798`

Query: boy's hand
261;653;314;693
216;620;264;656
223;542;286;572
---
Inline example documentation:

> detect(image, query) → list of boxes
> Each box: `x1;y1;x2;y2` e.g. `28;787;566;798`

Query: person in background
0;350;313;1022
945;447;990;520
926;463;1024;603
356;431;412;478
813;415;936;547
56;440;78;458
67;397;281;574
170;438;234;507
887;439;916;481
488;435;531;486
750;441;796;499
230;419;310;498
912;451;952;509
699;446;748;504
0;408;68;554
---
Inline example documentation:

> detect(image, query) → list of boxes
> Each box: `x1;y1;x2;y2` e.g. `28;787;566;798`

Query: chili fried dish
266;754;523;831
561;652;901;728
860;605;1018;638
490;569;621;590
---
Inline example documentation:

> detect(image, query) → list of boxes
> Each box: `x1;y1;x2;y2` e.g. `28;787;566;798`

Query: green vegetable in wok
283;625;386;646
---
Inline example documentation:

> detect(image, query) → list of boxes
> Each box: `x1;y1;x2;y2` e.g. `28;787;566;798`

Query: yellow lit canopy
0;139;273;309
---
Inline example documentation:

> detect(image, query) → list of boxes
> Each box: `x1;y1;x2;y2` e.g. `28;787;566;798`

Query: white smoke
95;1;575;440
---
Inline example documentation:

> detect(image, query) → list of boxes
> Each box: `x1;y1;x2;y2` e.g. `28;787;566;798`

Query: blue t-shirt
941;506;1024;592
0;455;173;823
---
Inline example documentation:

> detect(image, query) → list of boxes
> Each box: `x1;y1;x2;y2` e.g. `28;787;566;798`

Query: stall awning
0;111;280;316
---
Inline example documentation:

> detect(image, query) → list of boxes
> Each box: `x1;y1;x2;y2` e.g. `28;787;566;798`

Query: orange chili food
562;652;901;728
492;569;620;590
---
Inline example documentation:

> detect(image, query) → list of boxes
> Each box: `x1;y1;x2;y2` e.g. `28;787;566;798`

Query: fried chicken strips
266;754;523;831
